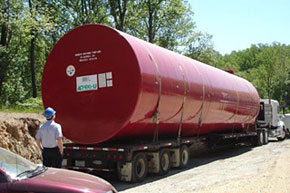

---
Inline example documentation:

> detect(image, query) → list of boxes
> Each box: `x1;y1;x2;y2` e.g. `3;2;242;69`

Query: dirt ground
0;112;45;123
115;139;290;193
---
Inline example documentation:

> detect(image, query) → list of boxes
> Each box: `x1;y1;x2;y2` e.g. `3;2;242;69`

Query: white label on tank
66;65;76;77
98;73;106;88
75;50;101;62
76;72;113;92
76;75;98;92
106;72;113;87
106;80;113;87
106;72;112;79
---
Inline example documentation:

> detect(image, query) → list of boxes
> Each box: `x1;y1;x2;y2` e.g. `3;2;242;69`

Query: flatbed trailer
62;131;262;182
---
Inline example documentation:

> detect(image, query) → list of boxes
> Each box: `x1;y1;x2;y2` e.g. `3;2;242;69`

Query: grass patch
0;97;44;113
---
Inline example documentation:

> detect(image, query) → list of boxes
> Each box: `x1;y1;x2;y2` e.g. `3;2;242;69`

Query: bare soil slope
0;112;45;163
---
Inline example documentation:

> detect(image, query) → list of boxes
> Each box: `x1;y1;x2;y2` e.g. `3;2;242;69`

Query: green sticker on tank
76;75;98;92
77;84;97;92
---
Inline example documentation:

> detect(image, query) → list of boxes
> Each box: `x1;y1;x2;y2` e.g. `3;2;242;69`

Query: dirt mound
0;113;44;163
0;113;72;164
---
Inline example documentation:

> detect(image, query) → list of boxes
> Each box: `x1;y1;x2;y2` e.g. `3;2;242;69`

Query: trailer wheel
132;152;148;182
263;130;269;144
159;149;171;175
180;145;189;168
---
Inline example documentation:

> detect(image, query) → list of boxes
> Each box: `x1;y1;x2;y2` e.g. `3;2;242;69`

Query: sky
188;0;290;55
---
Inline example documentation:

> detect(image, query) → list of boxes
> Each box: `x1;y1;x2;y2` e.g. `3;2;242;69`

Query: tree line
0;0;289;111
217;43;290;110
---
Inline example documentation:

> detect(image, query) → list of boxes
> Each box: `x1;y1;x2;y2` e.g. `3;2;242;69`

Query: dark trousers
42;147;62;168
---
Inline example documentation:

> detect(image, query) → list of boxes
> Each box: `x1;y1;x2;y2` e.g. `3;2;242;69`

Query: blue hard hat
44;107;56;119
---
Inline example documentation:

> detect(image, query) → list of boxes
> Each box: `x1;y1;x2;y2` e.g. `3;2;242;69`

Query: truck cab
281;114;290;137
258;99;287;140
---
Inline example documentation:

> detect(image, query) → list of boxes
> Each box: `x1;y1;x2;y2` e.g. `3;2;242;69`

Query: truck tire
179;145;189;168
278;129;286;141
257;130;264;146
132;152;148;182
286;128;290;139
159;149;171;175
263;130;269;144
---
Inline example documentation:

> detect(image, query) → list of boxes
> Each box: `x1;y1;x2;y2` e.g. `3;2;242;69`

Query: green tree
185;32;221;66
61;0;109;28
127;0;195;51
270;43;290;107
0;0;55;105
218;43;290;108
25;0;54;98
108;0;128;31
0;0;24;104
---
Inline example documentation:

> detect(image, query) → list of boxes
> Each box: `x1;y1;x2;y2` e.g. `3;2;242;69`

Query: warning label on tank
76;72;113;92
75;50;101;62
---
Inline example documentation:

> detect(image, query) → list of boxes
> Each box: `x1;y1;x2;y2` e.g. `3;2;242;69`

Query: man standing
36;107;63;168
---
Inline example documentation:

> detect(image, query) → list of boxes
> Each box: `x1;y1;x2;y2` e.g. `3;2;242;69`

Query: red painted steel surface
42;24;260;144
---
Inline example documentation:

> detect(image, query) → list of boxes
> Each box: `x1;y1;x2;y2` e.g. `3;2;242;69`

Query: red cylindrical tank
42;24;260;144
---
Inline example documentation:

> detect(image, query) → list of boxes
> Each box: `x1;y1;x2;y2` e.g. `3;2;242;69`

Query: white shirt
36;120;63;148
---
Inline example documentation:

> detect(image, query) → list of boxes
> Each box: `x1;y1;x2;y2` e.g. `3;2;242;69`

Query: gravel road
113;139;290;193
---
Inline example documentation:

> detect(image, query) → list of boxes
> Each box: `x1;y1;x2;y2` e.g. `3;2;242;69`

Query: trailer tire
179;145;189;168
159;149;171;175
132;152;148;182
263;130;269;144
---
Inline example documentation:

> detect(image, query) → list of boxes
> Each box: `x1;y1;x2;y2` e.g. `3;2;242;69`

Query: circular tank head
42;25;141;144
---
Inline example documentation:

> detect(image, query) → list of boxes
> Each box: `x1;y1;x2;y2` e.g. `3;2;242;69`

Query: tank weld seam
232;75;239;134
177;65;187;145
190;63;205;136
197;70;205;136
139;42;162;144
243;80;255;131
198;84;205;133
